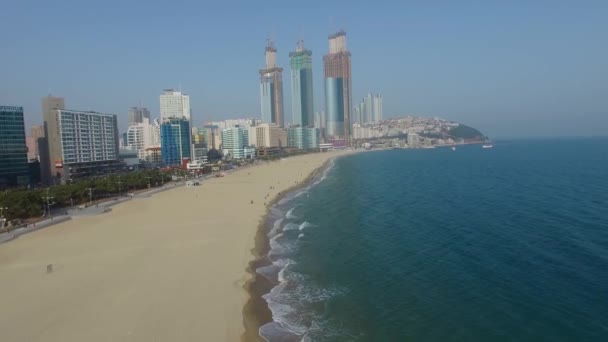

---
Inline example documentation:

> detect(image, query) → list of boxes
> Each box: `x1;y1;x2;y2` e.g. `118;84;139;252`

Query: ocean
257;138;608;341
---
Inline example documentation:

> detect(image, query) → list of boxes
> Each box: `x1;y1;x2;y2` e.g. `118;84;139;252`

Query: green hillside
448;124;485;140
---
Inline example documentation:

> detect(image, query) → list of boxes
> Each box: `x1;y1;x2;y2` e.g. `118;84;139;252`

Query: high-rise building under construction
260;41;285;127
323;31;352;143
289;40;314;128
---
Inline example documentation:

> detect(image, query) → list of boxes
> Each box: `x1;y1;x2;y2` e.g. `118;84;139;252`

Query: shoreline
241;155;345;342
0;151;353;342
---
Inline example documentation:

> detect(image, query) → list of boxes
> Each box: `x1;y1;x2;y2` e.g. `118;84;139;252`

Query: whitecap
268;218;284;237
286;207;298;220
282;223;300;231
298;221;315;231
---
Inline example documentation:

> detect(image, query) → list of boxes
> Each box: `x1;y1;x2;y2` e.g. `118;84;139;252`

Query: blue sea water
258;138;608;342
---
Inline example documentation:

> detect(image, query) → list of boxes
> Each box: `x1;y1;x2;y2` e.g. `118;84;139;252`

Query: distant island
352;116;488;147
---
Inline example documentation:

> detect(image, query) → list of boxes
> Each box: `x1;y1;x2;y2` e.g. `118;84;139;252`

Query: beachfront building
0;106;30;187
128;106;151;125
248;123;282;148
200;125;221;150
221;126;254;159
126;118;161;160
160;89;190;120
51;109;120;183
407;132;419;147
142;146;162;166
287;127;319;150
324;31;352;144
352;123;380;140
290;41;314;127
160;117;191;166
191;143;208;163
260;40;285;127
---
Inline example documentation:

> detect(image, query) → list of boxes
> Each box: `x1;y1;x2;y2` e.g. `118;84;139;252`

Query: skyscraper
352;106;362;125
160;118;191;166
372;94;383;122
363;93;373;124
323;31;352;144
160;89;190;120
260;40;284;127
355;93;383;124
0;106;29;187
126;118;160;160
128;106;151;124
289;40;314;127
41;95;65;184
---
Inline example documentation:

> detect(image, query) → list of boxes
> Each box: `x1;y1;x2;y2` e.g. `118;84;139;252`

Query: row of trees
0;170;172;221
1;150;320;222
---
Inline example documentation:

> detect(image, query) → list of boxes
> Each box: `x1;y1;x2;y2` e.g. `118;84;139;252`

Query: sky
1;0;606;138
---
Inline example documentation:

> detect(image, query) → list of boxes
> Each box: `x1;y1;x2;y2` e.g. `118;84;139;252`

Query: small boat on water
482;144;493;149
451;146;456;151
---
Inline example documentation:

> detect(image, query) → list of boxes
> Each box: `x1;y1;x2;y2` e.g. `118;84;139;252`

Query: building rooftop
329;30;347;39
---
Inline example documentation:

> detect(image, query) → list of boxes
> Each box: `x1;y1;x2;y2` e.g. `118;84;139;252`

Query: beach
0;150;349;342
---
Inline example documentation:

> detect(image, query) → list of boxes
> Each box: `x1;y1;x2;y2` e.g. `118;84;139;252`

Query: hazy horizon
1;1;606;138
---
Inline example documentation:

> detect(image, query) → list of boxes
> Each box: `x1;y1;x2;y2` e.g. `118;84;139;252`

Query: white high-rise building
221;126;254;159
126;118;161;159
372;94;383;122
160;89;190;120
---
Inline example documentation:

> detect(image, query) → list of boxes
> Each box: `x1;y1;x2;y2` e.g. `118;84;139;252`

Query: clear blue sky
1;0;606;138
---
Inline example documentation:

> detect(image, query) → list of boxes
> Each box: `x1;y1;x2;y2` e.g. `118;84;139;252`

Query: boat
482;144;493;149
451;146;456;151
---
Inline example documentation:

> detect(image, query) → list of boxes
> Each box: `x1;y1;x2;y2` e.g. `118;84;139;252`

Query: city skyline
1;1;607;138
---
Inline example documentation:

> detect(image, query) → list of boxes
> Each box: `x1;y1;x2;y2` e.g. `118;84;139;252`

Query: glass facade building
325;77;346;136
260;42;285;127
0;106;30;187
287;127;319;150
161;118;191;166
290;42;314;127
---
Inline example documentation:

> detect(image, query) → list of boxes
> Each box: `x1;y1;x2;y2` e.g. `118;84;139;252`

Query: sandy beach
0;151;350;342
